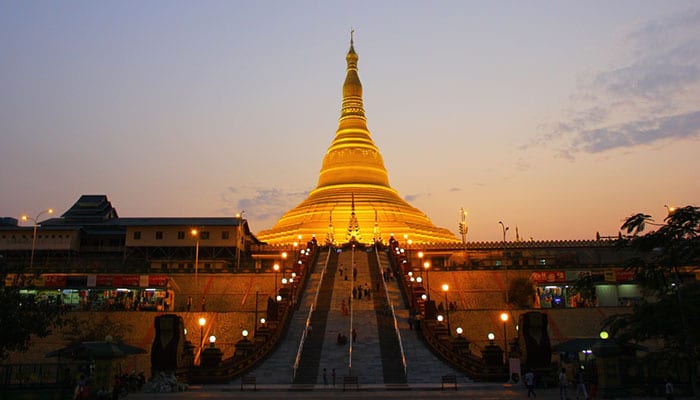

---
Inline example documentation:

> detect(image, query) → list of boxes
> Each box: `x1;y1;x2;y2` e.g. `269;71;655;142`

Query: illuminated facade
257;37;458;245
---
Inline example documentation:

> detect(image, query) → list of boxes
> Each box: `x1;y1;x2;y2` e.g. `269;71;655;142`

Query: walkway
231;247;467;388
230;249;331;384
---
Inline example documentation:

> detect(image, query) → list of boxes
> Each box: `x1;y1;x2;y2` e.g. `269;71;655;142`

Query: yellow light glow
191;229;198;236
273;263;280;272
500;312;508;322
442;283;449;292
198;317;206;327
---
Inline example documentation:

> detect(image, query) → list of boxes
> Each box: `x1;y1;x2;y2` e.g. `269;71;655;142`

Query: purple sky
2;1;699;241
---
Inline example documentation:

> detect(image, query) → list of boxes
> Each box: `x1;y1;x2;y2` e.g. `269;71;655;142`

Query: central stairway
231;246;465;387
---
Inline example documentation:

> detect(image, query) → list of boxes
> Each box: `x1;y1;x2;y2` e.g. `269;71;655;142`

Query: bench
240;375;256;391
342;375;359;391
441;374;457;390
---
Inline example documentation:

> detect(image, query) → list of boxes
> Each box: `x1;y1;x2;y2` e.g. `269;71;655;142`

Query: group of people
522;366;591;400
335;328;358;345
524;366;676;400
352;283;371;300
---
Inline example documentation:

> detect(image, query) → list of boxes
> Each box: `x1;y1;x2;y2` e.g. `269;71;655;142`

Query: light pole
442;284;451;334
499;221;510;305
198;317;206;354
191;229;200;284
500;312;509;363
407;239;412;266
236;211;244;270
423;261;431;299
21;208;53;270
273;263;280;296
418;251;424;277
281;252;288;277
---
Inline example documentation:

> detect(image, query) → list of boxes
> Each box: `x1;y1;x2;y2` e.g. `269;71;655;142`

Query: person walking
575;368;588;400
322;368;327;386
559;367;568;400
525;369;536;398
352;328;357;343
186;296;192;312
332;369;336;386
665;379;674;400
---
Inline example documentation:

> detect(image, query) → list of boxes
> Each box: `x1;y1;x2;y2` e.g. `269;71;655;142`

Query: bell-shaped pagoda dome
257;35;458;245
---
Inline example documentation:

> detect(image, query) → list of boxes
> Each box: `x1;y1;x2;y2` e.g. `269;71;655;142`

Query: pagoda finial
350;28;354;47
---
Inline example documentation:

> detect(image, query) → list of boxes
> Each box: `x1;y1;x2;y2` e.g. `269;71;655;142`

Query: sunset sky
2;1;699;242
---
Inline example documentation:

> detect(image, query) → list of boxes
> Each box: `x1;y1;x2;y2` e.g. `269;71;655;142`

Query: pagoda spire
341;30;365;121
347;193;361;243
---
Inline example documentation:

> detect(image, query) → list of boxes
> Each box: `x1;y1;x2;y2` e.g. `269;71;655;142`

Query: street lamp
273;263;280;296
20;208;53;270
423;261;431;298
500;312;509;362
499;221;510;305
407;239;412;266
191;229;200;284
442;284;451;334
236;211;244;270
198;317;206;353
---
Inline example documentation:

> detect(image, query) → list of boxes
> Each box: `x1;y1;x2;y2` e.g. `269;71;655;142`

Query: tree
604;205;700;397
508;276;535;308
0;284;66;359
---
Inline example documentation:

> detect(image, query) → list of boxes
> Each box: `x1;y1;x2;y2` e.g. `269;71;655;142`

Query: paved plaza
129;382;668;400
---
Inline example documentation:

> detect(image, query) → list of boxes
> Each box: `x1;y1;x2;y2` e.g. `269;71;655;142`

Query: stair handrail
292;247;332;381
374;246;407;378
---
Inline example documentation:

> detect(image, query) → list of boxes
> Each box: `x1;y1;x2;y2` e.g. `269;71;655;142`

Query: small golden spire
350;28;354;47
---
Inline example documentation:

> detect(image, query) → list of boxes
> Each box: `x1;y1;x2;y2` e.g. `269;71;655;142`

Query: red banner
530;271;566;283
44;275;67;287
615;270;635;282
113;275;140;287
148;275;168;287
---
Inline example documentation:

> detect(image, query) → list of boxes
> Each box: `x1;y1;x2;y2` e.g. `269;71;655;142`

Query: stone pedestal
234;337;254;359
200;345;222;368
452;334;471;355
482;344;505;368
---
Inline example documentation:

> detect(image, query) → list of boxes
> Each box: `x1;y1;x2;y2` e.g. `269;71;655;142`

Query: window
133;231;141;240
177;231;185;239
161;262;168;270
156;231;163;240
200;231;210;240
222;231;229;239
495;260;502;266
539;259;546;266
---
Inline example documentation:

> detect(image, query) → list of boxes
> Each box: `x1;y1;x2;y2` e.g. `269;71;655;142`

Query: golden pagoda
257;35;458;245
